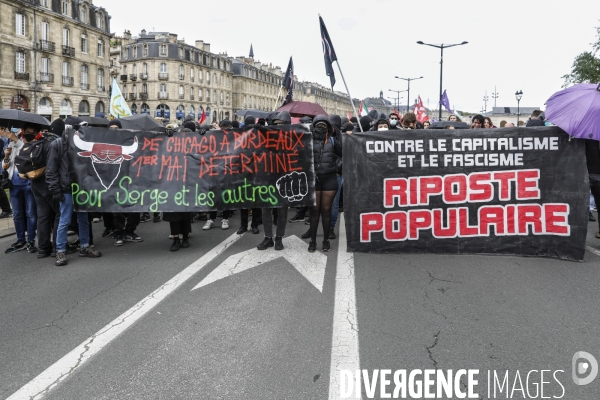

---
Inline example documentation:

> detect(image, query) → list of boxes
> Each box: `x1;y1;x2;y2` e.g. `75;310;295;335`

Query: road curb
0;228;16;238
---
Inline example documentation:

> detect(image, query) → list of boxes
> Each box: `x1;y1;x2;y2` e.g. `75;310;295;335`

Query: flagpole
335;62;363;132
273;86;283;111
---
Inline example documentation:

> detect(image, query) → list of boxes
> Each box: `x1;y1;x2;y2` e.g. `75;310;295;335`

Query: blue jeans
591;191;596;211
56;194;91;252
10;184;37;243
330;175;344;230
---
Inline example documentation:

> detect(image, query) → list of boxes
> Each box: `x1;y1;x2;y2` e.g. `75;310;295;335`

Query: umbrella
235;109;269;119
120;114;166;133
276;101;328;118
79;116;109;127
430;121;470;129
545;83;600;140
0;109;50;128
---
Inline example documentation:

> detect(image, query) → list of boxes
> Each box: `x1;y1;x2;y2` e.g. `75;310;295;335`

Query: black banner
69;125;315;212
343;127;588;261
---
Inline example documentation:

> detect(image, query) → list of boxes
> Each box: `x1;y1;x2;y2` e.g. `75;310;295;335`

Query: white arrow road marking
7;233;242;400
329;214;362;400
191;235;328;292
586;246;600;257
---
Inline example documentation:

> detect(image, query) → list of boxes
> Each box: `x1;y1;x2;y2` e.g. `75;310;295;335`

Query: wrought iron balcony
139;93;149;100
81;83;89;89
120;74;127;82
14;71;29;80
190;95;194;100
39;72;54;83
97;86;105;91
62;76;74;86
158;72;168;80
129;93;137;100
129;74;137;81
179;74;184;80
179;94;184;100
198;97;203;101
139;73;148;80
39;40;55;53
158;92;168;99
190;77;194;82
62;45;75;57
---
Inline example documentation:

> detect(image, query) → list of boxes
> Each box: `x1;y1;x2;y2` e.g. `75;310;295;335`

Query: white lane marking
7;233;242;400
191;235;328;292
586;246;600;257
329;214;362;400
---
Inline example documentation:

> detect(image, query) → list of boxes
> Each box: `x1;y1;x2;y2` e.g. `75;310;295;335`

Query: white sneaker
203;219;214;230
92;217;101;223
222;219;230;230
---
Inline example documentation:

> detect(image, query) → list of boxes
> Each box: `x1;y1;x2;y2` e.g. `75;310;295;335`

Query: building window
160;44;167;56
40;0;48;7
80;6;86;23
133;64;137;75
190;87;194;97
179;85;184;97
143;63;148;74
62;28;70;46
81;65;88;85
41;57;50;75
62;0;69;16
179;65;184;80
41;22;49;41
160;83;166;93
206;71;210;84
213;73;217;86
190;68;194;81
97;68;104;89
206;89;210;102
96;13;103;30
133;85;137;95
15;52;26;73
198;88;203;100
142;44;148;57
198;69;203;83
81;34;87;53
160;63;167;73
220;74;223;86
15;13;25;36
178;47;183;58
97;39;104;57
133;46;137;58
142;83;147;93
123;85;127;97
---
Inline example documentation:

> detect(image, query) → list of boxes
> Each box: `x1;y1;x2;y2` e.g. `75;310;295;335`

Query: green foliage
562;25;600;87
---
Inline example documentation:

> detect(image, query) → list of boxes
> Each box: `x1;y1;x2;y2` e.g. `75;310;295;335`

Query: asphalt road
1;212;600;400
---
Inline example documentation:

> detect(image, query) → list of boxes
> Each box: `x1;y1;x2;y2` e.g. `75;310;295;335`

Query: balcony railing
139;93;148;100
179;94;184;100
39;40;55;53
81;83;89;89
129;74;137;81
14;71;29;80
62;45;75;57
190;95;194;100
97;85;105;91
62;76;74;86
198;97;203;101
158;72;168;80
158;92;168;99
179;74;184;80
129;93;137;100
190;77;194;82
139;73;148;80
120;74;127;82
39;72;54;83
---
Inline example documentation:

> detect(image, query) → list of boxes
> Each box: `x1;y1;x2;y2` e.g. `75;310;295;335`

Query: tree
562;25;600;87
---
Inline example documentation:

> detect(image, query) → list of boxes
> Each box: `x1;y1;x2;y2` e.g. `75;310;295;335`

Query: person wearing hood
265;111;280;126
300;115;341;252
1;123;42;254
257;111;291;251
45;122;102;265
374;118;391;131
355;116;372;133
237;115;262;235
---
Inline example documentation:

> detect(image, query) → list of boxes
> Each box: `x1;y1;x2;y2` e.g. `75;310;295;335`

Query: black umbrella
120;114;166;133
0;109;50;128
430;121;470;129
235;109;270;119
79;116;109;127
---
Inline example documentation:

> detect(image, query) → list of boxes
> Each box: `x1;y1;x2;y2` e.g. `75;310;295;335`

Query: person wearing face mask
1;125;39;253
300;115;342;252
388;113;401;130
374;118;391;131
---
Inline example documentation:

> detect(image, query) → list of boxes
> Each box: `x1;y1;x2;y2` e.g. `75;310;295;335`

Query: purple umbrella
545;83;600;140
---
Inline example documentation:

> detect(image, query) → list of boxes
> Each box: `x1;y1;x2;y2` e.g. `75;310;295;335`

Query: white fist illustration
276;171;308;201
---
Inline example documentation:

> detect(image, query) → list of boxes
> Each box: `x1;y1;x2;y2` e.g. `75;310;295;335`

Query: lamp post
483;91;489;113
492;85;499;108
388;89;407;113
387;96;404;112
394;76;423;112
417;40;468;119
515;90;523;126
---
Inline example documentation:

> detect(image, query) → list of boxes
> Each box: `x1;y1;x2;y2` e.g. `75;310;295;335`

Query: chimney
141;29;146;36
123;30;131;39
195;40;204;50
203;43;210;52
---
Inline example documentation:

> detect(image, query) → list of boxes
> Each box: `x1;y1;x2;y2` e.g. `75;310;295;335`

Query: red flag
199;108;206;124
413;95;429;123
347;111;352;119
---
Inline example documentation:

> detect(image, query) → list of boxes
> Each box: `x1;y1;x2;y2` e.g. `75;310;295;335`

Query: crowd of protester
1;108;595;265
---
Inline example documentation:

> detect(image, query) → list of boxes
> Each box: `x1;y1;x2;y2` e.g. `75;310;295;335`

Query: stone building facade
293;82;359;118
0;0;112;121
113;30;233;124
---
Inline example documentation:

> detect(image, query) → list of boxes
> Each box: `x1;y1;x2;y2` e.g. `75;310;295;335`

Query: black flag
319;16;337;88
282;56;294;106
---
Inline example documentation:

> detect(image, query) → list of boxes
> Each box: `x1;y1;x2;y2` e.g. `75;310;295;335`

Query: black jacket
313;137;342;175
586;139;600;175
46;135;70;194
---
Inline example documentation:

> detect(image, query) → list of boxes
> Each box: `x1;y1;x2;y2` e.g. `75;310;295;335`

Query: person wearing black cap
107;119;122;129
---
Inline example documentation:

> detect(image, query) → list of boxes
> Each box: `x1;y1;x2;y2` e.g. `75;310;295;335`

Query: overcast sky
100;0;600;113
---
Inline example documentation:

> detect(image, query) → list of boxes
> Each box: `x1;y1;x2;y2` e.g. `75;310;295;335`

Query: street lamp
492;85;499;108
387;96;404;112
394;76;423;112
389;89;407;113
515;90;523;126
483;91;489;113
417;40;468;119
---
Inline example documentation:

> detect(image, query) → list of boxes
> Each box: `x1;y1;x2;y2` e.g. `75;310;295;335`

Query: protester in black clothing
301;115;342;252
586;139;600;237
356;116;372;133
237;116;263;234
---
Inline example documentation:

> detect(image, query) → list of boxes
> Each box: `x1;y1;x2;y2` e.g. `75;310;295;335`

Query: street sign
191;235;328;292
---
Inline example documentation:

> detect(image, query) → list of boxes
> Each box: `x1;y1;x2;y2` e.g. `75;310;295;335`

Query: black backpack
14;137;55;179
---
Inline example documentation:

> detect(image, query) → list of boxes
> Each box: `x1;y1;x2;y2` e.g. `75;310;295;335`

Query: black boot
274;236;284;251
257;237;274;250
181;237;190;248
170;238;181;252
